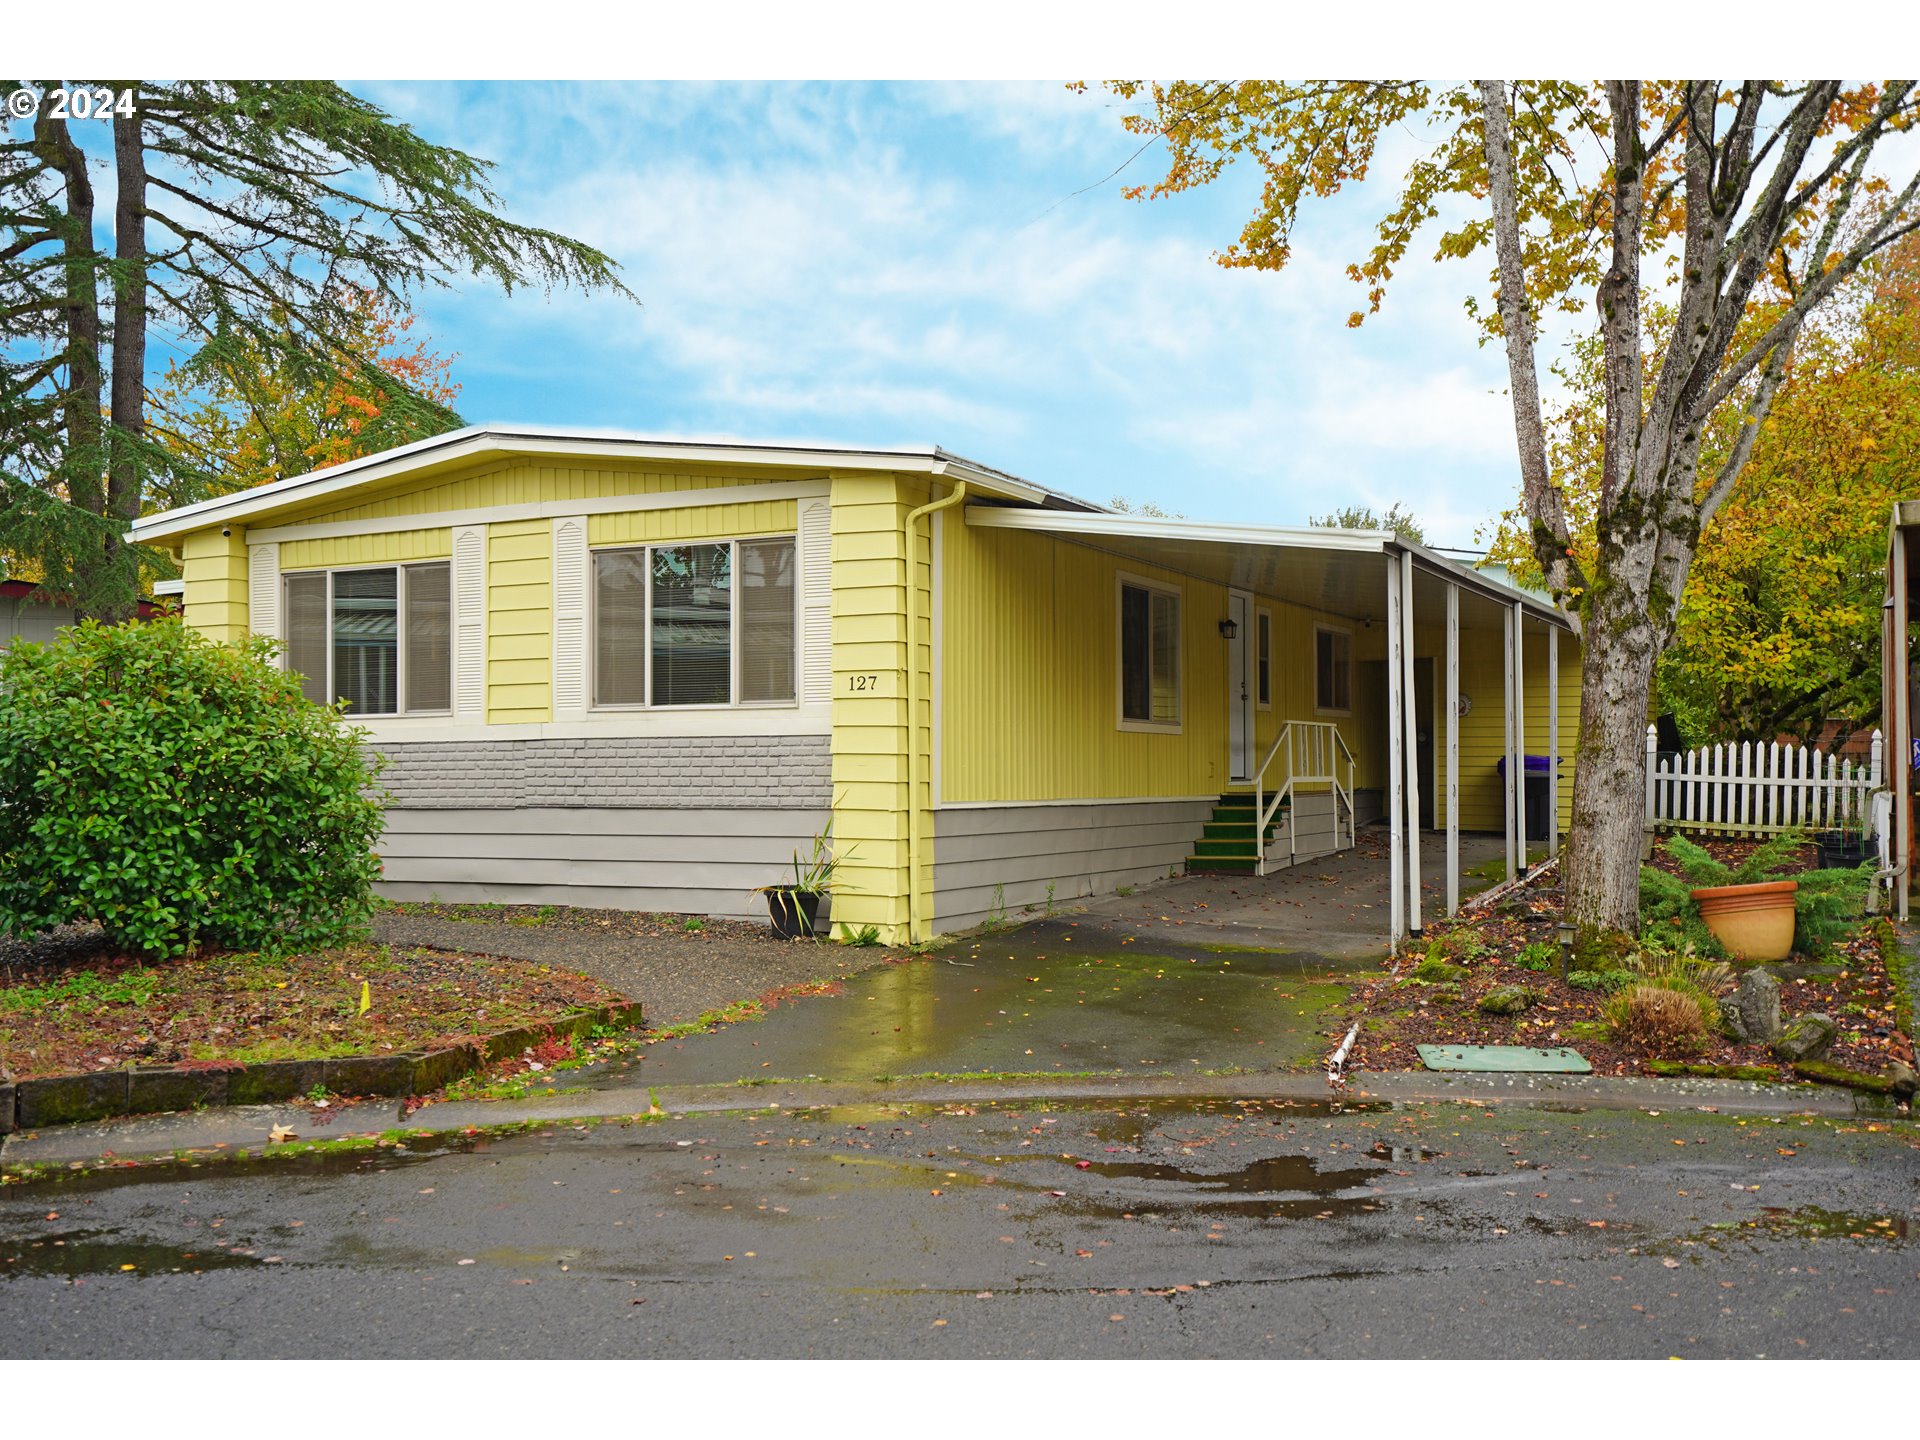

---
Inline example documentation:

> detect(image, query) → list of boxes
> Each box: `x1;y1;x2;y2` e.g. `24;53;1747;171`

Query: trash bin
1496;755;1559;842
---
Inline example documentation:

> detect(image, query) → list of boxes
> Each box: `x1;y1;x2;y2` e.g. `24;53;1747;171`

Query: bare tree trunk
96;94;149;624
29;107;102;517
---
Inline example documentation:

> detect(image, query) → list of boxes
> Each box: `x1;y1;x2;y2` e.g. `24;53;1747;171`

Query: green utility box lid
1416;1044;1592;1074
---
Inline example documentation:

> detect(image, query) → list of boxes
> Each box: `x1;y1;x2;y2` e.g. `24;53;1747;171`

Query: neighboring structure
131;427;1581;945
0;580;166;649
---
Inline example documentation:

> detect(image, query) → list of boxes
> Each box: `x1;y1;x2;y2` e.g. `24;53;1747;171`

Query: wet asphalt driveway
2;1095;1914;1358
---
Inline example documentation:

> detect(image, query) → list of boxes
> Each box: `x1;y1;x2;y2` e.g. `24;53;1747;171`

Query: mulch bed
1349;840;1915;1082
0;926;622;1081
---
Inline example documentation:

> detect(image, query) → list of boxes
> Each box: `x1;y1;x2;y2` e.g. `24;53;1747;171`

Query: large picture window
1315;625;1352;714
1118;576;1181;729
283;562;451;715
593;536;796;709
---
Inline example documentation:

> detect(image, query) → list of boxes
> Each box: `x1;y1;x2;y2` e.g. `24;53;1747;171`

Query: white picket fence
1644;725;1883;837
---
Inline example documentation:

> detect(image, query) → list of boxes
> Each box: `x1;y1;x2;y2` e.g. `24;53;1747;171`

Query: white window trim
1314;621;1354;717
282;559;453;718
589;531;801;713
1255;605;1273;711
1115;570;1183;735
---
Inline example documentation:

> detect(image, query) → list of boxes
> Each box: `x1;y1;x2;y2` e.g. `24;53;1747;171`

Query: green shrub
1642;833;1872;959
1425;926;1488;964
1567;968;1635;993
0;619;387;958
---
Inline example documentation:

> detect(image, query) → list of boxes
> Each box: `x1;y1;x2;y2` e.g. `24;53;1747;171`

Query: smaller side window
1256;609;1272;708
1315;626;1352;714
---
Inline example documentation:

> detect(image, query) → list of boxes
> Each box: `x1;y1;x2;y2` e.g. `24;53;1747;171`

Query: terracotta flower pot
1689;879;1798;962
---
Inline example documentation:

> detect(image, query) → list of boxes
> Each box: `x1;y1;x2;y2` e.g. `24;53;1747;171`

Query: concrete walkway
1073;825;1509;956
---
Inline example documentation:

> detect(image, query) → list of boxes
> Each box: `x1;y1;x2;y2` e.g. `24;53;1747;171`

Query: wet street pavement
2;1095;1914;1358
636;918;1364;1086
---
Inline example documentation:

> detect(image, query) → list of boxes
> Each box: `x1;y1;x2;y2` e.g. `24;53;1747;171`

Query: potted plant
1813;825;1866;870
1660;832;1805;962
753;822;850;940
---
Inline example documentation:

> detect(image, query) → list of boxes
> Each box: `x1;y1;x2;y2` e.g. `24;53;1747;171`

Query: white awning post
1547;624;1559;856
1513;600;1527;877
1400;550;1421;935
1503;605;1517;882
1897;531;1912;922
1446;582;1460;917
1386;559;1406;949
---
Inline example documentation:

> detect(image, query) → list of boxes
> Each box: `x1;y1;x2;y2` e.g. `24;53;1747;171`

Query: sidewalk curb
4;1064;1904;1174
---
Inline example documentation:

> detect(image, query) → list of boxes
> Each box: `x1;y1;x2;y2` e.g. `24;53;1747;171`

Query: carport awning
963;506;1574;632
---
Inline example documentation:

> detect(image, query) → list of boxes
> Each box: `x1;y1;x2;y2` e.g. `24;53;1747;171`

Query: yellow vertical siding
279;529;452;570
486;518;551;724
180;526;248;643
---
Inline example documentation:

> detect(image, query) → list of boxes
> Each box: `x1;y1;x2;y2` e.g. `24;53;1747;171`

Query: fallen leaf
269;1124;296;1144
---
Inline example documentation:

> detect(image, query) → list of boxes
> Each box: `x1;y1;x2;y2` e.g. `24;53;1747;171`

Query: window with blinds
1119;578;1181;728
591;535;796;709
281;563;452;715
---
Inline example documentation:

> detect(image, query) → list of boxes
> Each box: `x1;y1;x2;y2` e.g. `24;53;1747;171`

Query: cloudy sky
352;81;1527;546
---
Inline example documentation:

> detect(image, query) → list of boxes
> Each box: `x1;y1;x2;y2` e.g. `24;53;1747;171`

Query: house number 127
847;673;880;692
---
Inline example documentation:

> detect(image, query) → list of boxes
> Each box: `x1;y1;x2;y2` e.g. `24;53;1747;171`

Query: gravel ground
372;903;909;1025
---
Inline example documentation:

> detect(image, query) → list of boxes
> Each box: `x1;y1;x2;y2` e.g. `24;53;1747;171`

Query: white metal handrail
1254;720;1357;875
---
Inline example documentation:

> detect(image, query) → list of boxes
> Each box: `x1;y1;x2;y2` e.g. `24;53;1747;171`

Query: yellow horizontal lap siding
588;499;797;547
487;519;550;724
829;473;926;941
179;527;248;644
279;529;451;570
271;459;798;530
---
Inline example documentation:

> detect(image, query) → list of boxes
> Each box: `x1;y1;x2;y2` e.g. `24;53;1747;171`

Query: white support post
1547;624;1559;856
1503;605;1517;882
1400;551;1421;936
1898;530;1913;923
1513;601;1527;875
1386;559;1406;949
1445;582;1460;917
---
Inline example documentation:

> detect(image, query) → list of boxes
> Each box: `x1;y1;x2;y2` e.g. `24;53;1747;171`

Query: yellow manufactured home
133;428;1581;946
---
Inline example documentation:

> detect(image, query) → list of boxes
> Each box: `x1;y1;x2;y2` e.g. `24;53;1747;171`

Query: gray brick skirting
368;734;831;810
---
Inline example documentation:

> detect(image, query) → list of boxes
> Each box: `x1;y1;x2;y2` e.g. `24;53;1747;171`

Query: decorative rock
1771;1013;1838;1064
1885;1060;1919;1100
1720;968;1782;1043
1478;985;1536;1016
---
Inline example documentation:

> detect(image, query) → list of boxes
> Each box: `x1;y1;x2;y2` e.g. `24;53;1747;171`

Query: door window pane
651;543;731;706
284;573;330;706
404;563;451;713
333;568;398;715
1257;611;1272;706
594;550;649;706
739;538;795;703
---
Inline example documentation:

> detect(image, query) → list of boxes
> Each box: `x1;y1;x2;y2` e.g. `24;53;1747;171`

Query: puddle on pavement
1750;1206;1911;1242
631;920;1364;1087
0;1228;274;1280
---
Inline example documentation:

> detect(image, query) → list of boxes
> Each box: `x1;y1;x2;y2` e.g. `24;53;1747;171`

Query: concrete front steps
1186;789;1287;874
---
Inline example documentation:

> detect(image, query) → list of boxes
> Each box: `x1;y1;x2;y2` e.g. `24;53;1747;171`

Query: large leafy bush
0;619;386;957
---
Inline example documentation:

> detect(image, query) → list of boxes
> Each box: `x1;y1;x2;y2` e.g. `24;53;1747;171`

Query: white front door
1228;589;1254;781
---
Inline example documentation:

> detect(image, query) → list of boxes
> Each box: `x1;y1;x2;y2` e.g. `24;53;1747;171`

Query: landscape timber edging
0;1000;642;1135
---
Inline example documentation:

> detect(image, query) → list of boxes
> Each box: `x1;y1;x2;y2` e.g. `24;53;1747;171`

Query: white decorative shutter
799;499;832;705
452;524;488;723
248;542;280;640
551;516;589;720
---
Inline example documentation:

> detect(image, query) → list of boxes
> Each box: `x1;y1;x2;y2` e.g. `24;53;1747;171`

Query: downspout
903;479;967;943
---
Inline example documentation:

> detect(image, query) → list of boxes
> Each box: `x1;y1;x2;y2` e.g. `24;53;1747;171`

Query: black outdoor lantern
1218;617;1239;640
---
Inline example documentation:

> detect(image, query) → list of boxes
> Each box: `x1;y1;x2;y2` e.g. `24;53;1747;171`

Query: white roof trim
128;426;1059;544
966;505;1575;631
964;506;1395;553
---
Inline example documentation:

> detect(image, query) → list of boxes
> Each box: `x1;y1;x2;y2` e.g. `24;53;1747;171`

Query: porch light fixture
1557;917;1575;980
1218;617;1239;640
